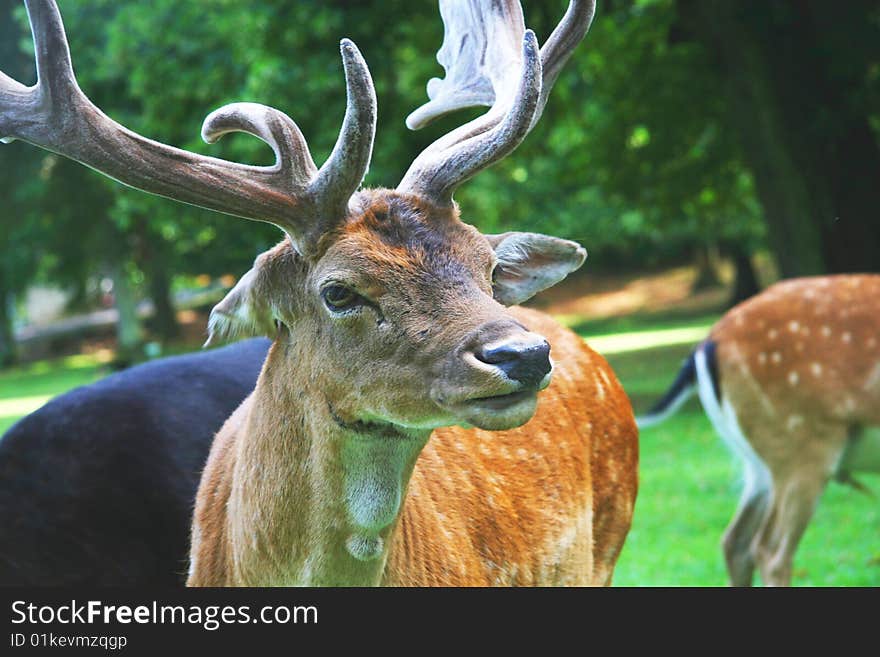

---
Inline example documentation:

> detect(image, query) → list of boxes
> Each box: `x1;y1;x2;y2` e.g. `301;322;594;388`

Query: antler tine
398;31;542;205
537;0;596;127
309;40;377;226
0;0;75;142
1;0;377;254
398;0;595;205
404;0;526;132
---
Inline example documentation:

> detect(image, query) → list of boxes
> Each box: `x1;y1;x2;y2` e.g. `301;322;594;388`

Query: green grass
0;353;109;434
2;312;879;586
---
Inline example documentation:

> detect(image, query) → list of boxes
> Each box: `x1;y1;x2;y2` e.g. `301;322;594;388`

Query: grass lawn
1;313;878;586
0;352;111;434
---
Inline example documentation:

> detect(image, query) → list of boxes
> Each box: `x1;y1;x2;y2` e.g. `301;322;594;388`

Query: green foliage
11;0;767;286
5;0;875;334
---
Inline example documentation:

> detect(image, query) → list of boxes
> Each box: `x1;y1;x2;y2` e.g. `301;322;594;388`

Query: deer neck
227;341;430;586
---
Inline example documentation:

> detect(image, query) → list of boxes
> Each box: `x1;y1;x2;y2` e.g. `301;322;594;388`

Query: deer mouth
439;387;542;431
467;389;534;409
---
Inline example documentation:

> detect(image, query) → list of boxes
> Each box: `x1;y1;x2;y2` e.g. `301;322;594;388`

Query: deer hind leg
711;399;773;586
722;473;771;587
750;427;848;587
695;374;772;586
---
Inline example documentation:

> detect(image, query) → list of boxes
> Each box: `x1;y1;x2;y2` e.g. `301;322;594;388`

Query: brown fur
708;275;880;585
187;190;638;587
387;309;637;586
189;308;637;586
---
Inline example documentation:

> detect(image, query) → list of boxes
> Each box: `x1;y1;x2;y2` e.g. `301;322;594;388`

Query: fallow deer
1;0;638;586
639;275;880;586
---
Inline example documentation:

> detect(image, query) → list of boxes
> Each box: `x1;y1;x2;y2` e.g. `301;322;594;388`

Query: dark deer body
0;339;269;585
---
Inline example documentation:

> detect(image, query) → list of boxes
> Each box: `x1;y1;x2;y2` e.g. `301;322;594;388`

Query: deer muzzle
431;319;553;430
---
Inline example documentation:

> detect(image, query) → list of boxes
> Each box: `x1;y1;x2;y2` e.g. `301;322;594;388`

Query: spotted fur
644;274;880;586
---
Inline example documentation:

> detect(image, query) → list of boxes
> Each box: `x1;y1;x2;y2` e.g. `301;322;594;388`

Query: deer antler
398;0;595;206
0;0;376;252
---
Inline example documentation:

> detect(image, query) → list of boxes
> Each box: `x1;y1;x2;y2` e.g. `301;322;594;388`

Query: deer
1;0;638;586
638;275;880;586
0;339;270;586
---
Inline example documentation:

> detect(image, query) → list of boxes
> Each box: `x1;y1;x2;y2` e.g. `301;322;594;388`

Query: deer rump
0;338;270;586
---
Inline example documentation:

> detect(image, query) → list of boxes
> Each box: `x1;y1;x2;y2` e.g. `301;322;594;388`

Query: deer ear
486;232;587;306
204;264;277;347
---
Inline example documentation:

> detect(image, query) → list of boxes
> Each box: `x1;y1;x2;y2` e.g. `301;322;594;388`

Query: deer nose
475;338;552;388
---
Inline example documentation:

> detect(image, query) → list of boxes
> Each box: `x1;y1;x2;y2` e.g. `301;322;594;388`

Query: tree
0;1;46;365
676;0;880;277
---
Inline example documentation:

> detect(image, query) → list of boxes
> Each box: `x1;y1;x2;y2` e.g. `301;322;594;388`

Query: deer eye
321;284;363;312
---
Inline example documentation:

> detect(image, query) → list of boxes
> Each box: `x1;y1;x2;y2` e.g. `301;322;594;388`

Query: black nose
476;339;552;388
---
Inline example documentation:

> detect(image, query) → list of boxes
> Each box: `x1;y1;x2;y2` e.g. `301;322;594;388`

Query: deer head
1;0;594;434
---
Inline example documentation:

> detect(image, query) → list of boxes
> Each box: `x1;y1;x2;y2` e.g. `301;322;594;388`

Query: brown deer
1;0;638;586
639;275;880;586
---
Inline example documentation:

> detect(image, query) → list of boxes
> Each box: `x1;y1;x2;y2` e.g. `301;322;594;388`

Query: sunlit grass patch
0;352;110;433
0;394;54;421
585;324;714;356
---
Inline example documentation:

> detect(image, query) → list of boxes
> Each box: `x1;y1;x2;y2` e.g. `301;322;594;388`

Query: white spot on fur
811;362;823;377
788;371;799;386
594;375;606;400
771;352;782;364
788;321;800;333
516;447;528;460
758;352;767;365
768;328;779;340
842;332;852;344
786;415;804;431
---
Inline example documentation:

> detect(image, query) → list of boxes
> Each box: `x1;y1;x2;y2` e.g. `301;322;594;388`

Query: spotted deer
639;275;880;586
1;0;638;586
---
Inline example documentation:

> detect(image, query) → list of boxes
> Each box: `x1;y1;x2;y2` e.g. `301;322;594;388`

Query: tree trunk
147;260;180;341
678;0;880;277
109;262;143;368
131;216;180;342
727;246;761;308
691;243;722;292
0;287;15;368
